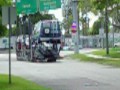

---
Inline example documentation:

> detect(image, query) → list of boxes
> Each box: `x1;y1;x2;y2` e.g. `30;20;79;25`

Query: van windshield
43;22;51;28
42;21;60;32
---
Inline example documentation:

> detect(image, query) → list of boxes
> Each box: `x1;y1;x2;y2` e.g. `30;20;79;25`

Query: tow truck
16;20;62;62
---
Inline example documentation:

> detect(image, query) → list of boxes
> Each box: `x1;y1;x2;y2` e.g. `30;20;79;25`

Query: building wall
0;36;17;49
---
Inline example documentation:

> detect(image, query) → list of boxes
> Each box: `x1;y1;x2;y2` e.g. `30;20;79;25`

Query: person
18;40;22;50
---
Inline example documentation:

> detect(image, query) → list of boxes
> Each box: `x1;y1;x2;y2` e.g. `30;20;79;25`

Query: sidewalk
83;53;120;61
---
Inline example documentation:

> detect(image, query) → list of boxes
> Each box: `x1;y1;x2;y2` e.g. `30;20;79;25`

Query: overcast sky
49;9;64;22
49;9;98;28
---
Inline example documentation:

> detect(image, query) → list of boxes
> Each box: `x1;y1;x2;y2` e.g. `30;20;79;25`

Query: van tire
47;57;56;62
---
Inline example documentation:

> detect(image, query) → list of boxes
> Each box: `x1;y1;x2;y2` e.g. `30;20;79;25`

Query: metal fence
64;33;120;48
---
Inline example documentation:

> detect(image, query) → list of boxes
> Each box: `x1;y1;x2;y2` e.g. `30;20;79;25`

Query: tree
92;0;120;30
29;12;53;24
92;20;101;35
78;0;120;35
78;0;93;35
62;15;73;34
0;0;11;6
0;23;8;37
0;12;8;37
15;12;54;36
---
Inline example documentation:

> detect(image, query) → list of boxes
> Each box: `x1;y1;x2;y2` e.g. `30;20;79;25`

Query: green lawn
71;54;120;67
92;48;120;58
0;74;51;90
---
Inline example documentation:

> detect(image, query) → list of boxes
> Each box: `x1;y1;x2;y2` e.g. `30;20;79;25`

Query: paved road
0;51;120;90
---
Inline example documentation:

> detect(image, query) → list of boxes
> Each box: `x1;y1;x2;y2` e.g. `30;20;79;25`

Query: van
33;20;61;43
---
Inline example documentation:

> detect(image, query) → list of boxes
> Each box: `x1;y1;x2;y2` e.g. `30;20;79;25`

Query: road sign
2;6;17;25
39;0;61;11
16;0;37;14
71;22;77;33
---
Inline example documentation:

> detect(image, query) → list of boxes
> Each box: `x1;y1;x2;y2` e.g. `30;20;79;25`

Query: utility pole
72;0;79;53
105;0;109;55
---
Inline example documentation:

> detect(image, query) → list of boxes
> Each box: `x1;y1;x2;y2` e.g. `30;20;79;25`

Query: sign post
2;6;17;25
8;7;12;84
2;6;17;84
71;22;78;52
71;22;77;34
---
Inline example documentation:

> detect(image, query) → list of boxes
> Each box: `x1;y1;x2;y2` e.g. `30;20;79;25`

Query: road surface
0;50;120;90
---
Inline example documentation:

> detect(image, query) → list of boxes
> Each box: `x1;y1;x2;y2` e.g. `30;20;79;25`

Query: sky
13;0;98;28
49;9;99;28
49;9;64;22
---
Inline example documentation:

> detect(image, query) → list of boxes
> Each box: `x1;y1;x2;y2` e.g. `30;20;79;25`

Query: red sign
71;22;77;33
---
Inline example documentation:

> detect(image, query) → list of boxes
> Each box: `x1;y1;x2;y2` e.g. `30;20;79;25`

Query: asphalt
0;50;120;90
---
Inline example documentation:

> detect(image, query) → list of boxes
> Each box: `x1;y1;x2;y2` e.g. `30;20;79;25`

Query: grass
71;54;120;67
92;48;120;58
0;74;51;90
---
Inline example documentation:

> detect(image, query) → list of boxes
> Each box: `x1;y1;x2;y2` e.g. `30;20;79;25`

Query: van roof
42;20;59;23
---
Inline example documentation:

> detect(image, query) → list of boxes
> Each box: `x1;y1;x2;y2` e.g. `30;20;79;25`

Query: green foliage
92;20;101;35
62;15;73;34
0;17;8;37
71;53;120;67
92;0;119;11
0;74;51;90
92;48;120;58
29;12;53;24
90;16;106;35
0;25;8;37
92;0;106;11
88;28;93;35
0;0;12;37
11;26;17;36
78;0;93;13
0;0;11;6
15;13;54;36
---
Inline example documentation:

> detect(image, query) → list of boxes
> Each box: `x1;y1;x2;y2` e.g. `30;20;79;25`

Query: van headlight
43;42;52;48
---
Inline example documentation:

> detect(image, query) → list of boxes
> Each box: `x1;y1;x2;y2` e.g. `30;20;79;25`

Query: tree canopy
62;14;73;34
77;0;120;35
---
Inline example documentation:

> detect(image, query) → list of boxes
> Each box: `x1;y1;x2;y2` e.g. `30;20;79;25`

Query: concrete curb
84;54;120;61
